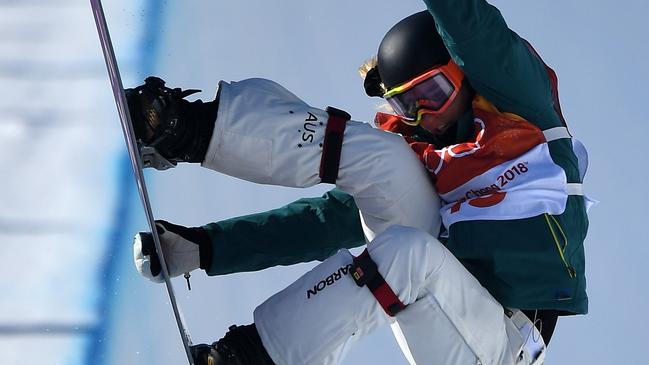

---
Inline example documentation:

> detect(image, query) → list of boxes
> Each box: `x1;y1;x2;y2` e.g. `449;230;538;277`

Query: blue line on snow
84;152;134;365
84;1;164;364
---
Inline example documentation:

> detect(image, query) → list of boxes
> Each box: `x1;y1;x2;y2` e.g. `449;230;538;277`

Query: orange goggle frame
383;60;464;126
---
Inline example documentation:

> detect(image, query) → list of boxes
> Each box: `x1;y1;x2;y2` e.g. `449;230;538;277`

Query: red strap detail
352;249;407;317
319;107;350;183
372;283;407;316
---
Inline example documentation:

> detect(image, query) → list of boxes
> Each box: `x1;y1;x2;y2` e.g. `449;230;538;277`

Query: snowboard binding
125;76;215;170
190;324;275;365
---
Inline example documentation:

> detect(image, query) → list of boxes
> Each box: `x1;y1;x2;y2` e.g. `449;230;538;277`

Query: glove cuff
197;228;213;271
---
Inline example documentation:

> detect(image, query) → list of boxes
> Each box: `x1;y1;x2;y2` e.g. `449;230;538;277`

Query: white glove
133;220;207;283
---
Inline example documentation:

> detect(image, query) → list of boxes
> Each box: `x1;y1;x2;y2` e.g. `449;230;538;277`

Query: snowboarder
127;2;592;364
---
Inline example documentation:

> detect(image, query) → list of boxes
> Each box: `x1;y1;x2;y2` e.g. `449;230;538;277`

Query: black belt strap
319;106;350;184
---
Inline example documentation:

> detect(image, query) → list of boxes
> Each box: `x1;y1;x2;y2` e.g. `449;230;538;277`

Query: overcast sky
109;1;649;364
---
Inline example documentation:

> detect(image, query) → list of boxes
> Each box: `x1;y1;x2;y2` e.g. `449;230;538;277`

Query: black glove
125;76;218;163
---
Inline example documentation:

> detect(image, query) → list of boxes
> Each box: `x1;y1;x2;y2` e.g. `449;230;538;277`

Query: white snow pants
254;226;545;365
202;78;440;240
202;79;545;365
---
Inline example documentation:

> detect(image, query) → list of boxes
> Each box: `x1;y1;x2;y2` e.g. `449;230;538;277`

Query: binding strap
352;249;406;317
319;107;351;183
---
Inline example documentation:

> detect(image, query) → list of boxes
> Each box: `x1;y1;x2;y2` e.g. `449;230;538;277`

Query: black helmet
377;11;451;89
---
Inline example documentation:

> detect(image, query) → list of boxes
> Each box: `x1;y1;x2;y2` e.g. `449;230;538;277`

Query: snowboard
89;1;195;363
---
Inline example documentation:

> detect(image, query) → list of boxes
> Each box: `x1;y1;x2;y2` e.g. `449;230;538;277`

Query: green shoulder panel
423;0;588;314
423;0;560;129
202;189;365;275
424;0;582;181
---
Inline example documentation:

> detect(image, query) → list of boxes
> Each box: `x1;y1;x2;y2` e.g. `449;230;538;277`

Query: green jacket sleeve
201;188;366;275
423;0;559;129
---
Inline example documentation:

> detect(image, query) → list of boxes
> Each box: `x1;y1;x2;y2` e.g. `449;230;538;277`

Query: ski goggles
383;60;464;126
